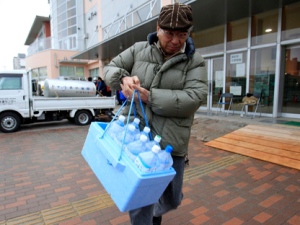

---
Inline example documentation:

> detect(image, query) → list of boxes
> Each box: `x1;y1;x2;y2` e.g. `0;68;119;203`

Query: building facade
13;53;26;70
25;0;300;119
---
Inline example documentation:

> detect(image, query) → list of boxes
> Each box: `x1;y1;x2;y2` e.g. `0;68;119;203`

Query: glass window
59;66;84;80
58;12;67;22
250;47;276;112
57;3;67;15
89;68;99;78
227;18;248;50
282;46;300;114
76;67;84;77
67;8;76;18
39;67;47;80
68;17;76;26
251;9;278;46
281;2;300;41
226;51;247;103
0;75;22;90
67;0;76;8
60;66;75;77
195;25;225;55
31;67;47;81
68;26;77;35
58;21;68;31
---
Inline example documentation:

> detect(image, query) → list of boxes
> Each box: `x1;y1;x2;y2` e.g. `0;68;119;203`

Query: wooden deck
205;124;300;170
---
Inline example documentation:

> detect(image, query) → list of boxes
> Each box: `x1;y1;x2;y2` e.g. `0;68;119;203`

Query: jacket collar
147;31;195;59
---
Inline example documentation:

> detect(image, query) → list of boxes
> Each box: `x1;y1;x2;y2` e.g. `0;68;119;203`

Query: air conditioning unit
84;33;89;39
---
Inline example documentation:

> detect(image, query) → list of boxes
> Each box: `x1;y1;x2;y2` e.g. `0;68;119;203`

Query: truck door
0;72;28;116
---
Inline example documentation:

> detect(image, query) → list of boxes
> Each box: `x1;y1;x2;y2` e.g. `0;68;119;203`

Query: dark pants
129;156;185;225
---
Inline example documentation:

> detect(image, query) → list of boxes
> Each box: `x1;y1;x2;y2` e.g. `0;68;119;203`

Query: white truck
0;70;115;133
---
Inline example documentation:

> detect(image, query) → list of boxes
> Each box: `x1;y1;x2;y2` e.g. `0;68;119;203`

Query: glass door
205;57;224;114
281;45;300;118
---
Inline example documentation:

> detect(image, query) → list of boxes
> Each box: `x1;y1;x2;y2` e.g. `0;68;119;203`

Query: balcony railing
102;0;160;40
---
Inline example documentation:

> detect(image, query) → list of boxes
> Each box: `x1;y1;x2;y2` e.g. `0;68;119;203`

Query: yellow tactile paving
184;155;247;181
73;194;114;216
0;194;113;225
42;204;77;225
5;212;43;225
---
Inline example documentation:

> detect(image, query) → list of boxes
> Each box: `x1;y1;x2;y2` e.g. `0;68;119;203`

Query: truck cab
0;70;30;132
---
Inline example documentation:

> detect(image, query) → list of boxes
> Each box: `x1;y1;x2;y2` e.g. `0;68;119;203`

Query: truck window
0;75;22;90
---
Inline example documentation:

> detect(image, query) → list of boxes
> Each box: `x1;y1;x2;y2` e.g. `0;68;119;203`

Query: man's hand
132;84;149;104
120;76;149;103
120;76;140;98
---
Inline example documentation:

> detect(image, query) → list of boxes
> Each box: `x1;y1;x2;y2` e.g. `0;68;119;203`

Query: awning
25;16;50;45
72;0;298;61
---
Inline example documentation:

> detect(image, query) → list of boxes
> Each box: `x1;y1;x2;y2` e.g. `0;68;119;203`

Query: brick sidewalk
0;124;299;225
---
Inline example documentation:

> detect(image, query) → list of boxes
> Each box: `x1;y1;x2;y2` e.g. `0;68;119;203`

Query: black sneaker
153;216;162;225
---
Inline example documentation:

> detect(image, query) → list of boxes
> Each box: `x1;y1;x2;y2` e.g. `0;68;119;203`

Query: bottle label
124;146;137;162
134;157;156;173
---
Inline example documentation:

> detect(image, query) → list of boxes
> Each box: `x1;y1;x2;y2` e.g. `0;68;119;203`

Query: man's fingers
132;76;140;86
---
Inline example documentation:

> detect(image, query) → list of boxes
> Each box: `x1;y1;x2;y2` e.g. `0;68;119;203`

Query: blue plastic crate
81;122;176;212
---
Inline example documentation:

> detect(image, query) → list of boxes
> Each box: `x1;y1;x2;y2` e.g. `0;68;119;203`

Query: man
104;2;207;225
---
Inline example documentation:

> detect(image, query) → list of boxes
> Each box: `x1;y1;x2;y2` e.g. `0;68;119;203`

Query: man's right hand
120;76;140;99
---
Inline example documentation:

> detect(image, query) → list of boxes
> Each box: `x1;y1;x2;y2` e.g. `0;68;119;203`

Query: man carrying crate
104;2;208;225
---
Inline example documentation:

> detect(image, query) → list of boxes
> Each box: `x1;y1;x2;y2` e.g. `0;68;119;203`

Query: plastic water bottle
134;145;160;173
157;145;173;171
130;118;141;140
145;135;161;151
106;115;126;139
130;118;140;129
124;134;148;161
136;126;151;141
116;124;136;146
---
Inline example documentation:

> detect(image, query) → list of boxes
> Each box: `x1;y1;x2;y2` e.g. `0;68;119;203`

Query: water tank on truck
43;79;96;97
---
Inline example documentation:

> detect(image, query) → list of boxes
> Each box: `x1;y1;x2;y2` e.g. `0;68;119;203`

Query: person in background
104;2;207;225
87;77;93;82
97;77;107;96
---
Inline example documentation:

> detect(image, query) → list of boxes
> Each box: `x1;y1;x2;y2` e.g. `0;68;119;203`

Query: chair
240;93;262;118
216;93;234;116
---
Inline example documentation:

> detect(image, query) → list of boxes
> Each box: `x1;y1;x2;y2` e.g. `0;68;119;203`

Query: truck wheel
74;110;92;126
0;112;21;133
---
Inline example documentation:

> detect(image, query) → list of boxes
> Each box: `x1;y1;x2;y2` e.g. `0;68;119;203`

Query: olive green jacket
104;32;207;157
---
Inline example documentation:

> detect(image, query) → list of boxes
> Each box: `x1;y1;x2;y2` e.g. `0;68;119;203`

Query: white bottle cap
119;115;126;122
133;118;140;124
154;135;161;143
140;134;148;142
143;126;150;133
128;124;135;131
151;145;160;154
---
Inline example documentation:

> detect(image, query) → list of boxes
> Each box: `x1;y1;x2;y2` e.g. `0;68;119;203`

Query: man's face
156;26;189;56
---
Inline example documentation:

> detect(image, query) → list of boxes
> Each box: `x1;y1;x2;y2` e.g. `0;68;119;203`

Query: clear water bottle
134;145;160;173
130;118;140;129
130;118;141;141
136;126;151;141
106;115;126;139
145;135;161;152
116;124;136;146
124;134;148;161
157;145;173;171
